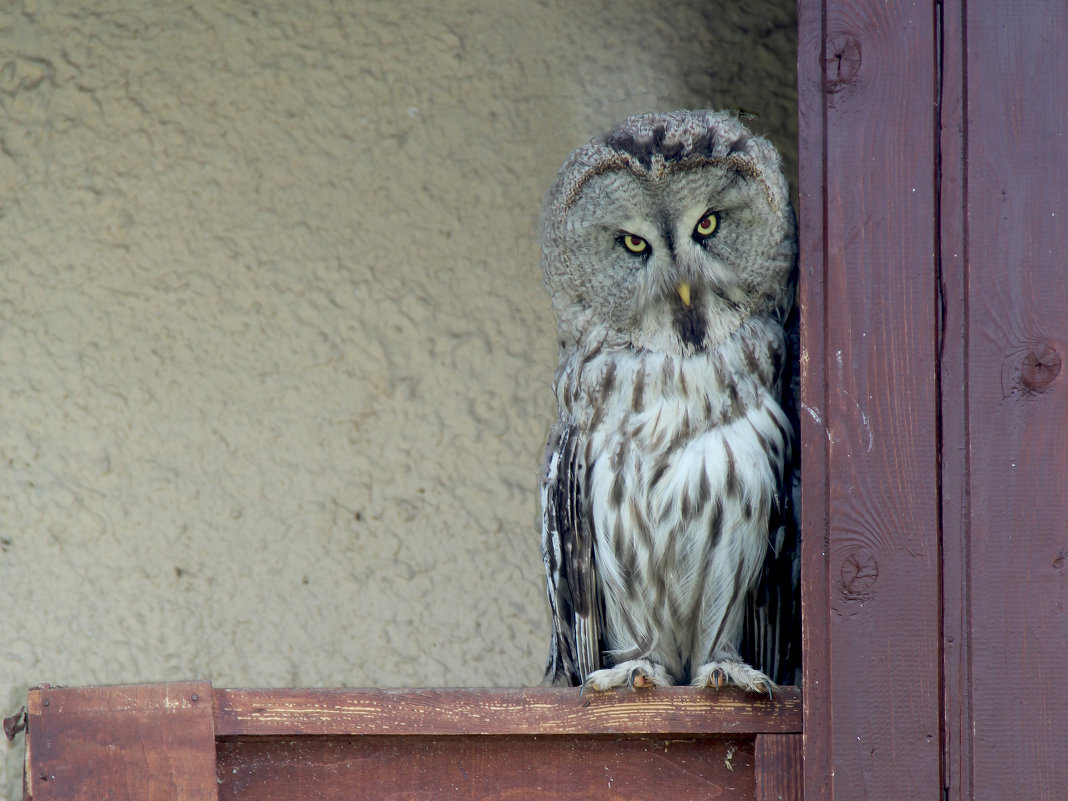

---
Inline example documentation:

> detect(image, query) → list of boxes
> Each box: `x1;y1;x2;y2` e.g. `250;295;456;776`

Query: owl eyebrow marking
559;156;634;213
727;135;752;155
604;124;741;168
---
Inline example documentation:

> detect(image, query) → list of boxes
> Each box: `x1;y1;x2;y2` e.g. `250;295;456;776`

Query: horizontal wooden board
212;686;802;738
217;734;755;801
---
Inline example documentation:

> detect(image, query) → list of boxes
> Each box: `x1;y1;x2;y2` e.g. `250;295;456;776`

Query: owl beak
676;282;692;307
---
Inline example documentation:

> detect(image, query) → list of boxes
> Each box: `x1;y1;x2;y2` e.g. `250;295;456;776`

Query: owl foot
692;660;776;698
583;659;672;692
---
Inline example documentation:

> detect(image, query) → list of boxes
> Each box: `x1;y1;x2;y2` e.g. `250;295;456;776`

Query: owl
538;110;799;694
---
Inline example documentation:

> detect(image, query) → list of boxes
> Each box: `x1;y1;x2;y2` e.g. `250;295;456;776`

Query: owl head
540;110;796;355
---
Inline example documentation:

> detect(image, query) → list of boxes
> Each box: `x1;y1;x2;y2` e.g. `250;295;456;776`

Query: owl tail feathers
541;614;606;688
541;636;583;687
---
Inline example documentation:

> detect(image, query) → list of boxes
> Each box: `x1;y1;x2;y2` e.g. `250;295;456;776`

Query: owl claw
583;659;671;692
629;666;652;688
693;660;775;698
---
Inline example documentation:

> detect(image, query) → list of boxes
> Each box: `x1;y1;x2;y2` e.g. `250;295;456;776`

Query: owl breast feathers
539;110;799;693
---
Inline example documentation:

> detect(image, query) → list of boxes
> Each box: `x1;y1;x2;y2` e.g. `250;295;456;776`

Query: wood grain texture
754;733;802;801
944;2;1068;799
213;686;802;737
24;682;217;801
217;735;754;801
798;1;942;798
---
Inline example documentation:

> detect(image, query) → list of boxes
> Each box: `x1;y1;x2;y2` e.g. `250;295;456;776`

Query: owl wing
742;306;802;686
742;464;801;685
540;421;604;687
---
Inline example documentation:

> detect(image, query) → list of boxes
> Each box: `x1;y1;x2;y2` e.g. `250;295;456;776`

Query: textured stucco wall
0;1;795;794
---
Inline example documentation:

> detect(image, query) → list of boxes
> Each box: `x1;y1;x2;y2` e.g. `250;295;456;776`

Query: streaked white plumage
539;110;798;693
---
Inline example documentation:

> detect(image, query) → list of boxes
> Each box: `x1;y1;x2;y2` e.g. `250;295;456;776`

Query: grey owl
539;110;799;693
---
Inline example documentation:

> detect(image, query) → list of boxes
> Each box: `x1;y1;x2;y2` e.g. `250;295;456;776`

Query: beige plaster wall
0;0;795;793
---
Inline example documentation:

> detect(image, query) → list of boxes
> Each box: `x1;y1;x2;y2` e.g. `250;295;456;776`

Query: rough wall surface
0;1;796;794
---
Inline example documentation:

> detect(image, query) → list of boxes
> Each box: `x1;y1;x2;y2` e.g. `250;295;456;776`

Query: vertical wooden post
939;2;1068;799
798;1;943;798
754;733;802;801
24;682;218;801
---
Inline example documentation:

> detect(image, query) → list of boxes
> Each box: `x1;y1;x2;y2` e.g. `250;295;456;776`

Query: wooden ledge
24;681;802;801
214;684;803;737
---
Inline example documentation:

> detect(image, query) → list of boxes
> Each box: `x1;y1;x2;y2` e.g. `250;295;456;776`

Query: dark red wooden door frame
798;2;1068;799
798;1;942;798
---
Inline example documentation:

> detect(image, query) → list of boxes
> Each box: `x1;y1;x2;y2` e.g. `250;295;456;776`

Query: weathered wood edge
212;685;802;738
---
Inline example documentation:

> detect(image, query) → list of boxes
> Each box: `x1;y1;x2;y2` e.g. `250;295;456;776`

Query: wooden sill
22;681;802;800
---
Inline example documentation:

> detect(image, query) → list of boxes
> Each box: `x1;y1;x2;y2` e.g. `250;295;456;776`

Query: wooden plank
947;3;1068;799
212;686;802;737
798;1;943;799
24;682;217;801
216;734;754;801
754;733;802;801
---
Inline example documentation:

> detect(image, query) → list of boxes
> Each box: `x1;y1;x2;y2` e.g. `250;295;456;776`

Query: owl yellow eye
619;233;649;255
694;212;718;239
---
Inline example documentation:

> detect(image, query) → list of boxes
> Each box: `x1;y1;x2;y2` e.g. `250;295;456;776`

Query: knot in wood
1021;343;1061;392
839;551;878;599
824;35;862;93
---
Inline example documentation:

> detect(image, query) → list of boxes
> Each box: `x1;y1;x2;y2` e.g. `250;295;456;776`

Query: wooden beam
213;685;802;737
211;686;798;800
216;735;756;801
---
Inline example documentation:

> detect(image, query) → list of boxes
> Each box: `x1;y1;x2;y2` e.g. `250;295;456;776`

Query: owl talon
629;667;652;688
583;659;671;692
693;660;775;697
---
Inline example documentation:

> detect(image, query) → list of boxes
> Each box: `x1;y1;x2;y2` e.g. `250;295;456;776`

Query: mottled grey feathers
538;110;799;692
